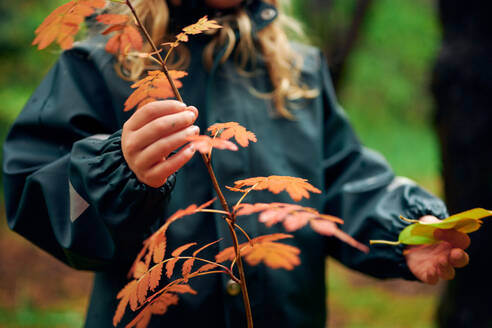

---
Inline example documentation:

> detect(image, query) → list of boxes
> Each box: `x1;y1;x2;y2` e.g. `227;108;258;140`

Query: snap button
260;8;276;21
226;279;241;296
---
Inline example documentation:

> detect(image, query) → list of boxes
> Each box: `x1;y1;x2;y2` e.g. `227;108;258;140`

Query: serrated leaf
186;135;238;153
149;263;163;291
215;233;301;270
124;70;187;111
182;16;222;35
33;0;106;50
208;122;257;147
232;176;321;202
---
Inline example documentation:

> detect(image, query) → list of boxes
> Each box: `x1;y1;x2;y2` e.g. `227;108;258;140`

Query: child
3;0;469;327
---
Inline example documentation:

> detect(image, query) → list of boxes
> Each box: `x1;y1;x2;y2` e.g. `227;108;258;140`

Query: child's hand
404;215;470;285
121;100;199;188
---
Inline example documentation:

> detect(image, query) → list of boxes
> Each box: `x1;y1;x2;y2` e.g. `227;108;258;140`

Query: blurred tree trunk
302;0;373;90
432;1;492;327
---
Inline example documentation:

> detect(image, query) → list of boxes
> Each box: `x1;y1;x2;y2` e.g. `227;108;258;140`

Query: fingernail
187;106;198;117
191;125;200;134
178;102;187;107
187;145;195;154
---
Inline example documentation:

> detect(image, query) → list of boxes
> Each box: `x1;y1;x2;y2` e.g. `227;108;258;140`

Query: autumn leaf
149;263;163;292
113;280;138;326
186;135;238;154
207;122;257;147
236;203;368;253
124;70;187;111
96;13;128;25
371;208;492;246
166;243;197;278
310;220;369;253
128;199;215;279
216;233;301;270
33;0;106;50
97;14;143;55
232;176;321;202
183;16;222;34
124;284;196;328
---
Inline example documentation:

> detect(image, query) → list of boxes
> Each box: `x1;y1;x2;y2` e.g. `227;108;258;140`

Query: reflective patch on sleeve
69;181;90;222
89;134;110;140
386;176;416;192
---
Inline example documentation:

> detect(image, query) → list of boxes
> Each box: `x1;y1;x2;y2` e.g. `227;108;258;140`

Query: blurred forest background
0;0;464;327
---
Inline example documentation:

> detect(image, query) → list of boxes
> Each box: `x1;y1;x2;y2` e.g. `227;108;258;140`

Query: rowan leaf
195;263;218;273
181;259;194;283
33;0;106;50
150;293;179;315
186;135;238;154
137;273;150;304
124;70;187;111
182;16;222;35
166;242;196;278
208;122;257;147
216;233;301;270
149;263;163;291
96;13;128;25
133;261;148;279
113;280;138;326
310;220;369;253
232;176;321;202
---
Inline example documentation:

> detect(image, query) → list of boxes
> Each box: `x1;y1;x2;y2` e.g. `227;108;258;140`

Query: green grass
327;259;439;328
0;306;84;328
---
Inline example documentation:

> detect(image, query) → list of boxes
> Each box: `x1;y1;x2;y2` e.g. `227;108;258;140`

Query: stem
399;215;420;224
225;220;254;328
125;3;253;325
199;153;253;328
197;208;231;216
125;0;183;103
369;240;401;246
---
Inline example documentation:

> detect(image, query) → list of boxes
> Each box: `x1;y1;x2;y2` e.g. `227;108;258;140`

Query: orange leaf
216;233;301;270
113;280;137;326
166;242;196;278
137;273;150;304
96;13;128;25
149;263;163;291
181;259;194;282
196;263;218;273
166;284;197;295
133;261;148;279
182;16;222;35
33;0;106;50
310;220;369;253
236;202;343;229
208;122;257;147
186;135;238;154
150;293;179;315
232;176;321;202
124;70;187;111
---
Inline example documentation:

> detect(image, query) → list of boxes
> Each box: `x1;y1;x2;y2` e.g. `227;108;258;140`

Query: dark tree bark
432;1;492;327
303;0;373;90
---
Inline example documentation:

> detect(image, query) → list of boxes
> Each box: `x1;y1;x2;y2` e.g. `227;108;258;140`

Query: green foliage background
0;0;443;327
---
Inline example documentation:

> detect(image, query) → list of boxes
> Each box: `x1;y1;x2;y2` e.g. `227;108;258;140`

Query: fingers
134;125;200;169
130;109;198;151
436;255;456;280
434;229;471;249
124;100;194;131
143;144;196;188
449;248;469;268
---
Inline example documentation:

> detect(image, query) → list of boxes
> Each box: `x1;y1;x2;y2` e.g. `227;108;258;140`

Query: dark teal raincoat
3;2;448;327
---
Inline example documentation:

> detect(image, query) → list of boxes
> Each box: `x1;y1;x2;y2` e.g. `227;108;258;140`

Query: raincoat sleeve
2;46;175;271
319;56;448;280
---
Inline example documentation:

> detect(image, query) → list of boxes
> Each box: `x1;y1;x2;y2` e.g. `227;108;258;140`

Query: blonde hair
108;0;317;119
